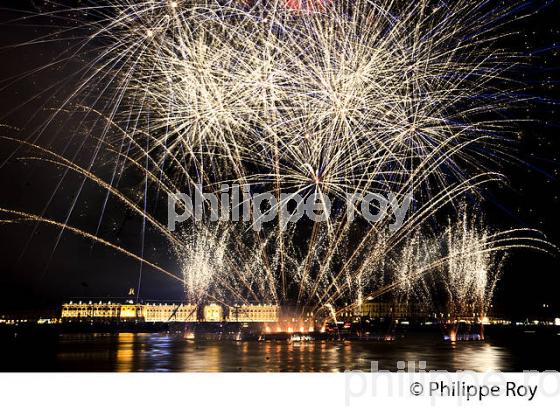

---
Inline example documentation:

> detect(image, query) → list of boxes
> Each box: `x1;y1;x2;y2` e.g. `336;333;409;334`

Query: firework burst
0;0;555;318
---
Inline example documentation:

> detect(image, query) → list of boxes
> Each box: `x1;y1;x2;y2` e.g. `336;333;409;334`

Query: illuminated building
355;302;431;320
119;304;140;320
142;303;197;322
61;301;120;320
203;304;223;322
228;304;279;323
60;302;283;323
61;301;197;323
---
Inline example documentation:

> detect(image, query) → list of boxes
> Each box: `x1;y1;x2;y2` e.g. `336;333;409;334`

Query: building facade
356;302;432;320
142;303;197;322
61;302;284;323
202;304;223;322
61;301;197;323
227;304;280;322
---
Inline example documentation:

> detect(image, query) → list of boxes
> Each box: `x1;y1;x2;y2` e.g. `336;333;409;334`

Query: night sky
0;1;559;318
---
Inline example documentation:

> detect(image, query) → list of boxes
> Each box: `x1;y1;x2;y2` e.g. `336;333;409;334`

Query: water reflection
43;332;537;372
450;342;505;372
6;328;556;372
116;333;136;372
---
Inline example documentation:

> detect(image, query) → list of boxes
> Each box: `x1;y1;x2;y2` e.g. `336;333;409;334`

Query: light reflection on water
51;332;515;372
449;342;505;372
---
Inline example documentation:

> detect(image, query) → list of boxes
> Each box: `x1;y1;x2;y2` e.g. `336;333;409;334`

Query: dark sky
0;1;559;318
0;1;185;307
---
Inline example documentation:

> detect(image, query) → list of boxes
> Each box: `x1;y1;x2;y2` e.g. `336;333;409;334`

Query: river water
1;328;558;372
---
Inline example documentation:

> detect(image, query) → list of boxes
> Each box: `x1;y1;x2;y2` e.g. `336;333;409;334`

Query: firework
0;0;555;318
